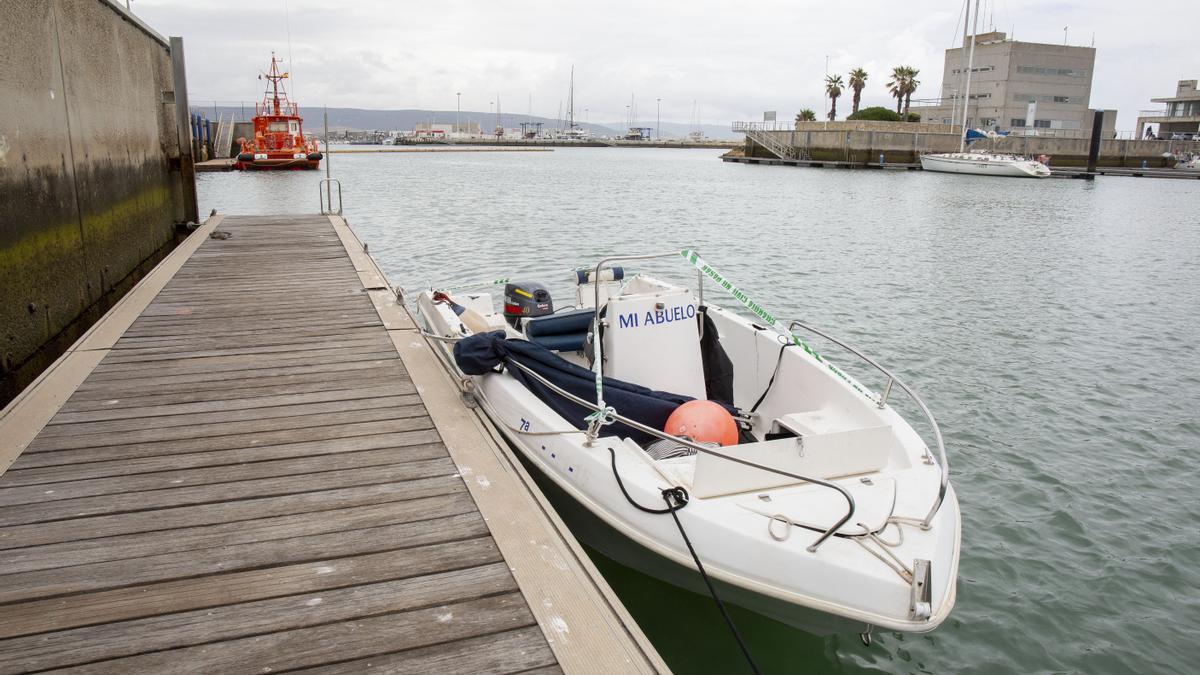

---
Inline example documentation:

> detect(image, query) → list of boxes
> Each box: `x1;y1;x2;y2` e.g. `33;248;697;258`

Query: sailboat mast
567;66;575;130
959;0;981;152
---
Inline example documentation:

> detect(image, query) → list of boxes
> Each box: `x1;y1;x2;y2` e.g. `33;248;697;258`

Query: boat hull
509;424;876;636
921;153;1050;177
234;157;320;171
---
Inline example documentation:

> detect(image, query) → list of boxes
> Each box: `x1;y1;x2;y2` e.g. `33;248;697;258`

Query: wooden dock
0;214;666;673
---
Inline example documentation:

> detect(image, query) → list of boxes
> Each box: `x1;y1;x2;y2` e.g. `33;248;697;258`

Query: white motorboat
920;151;1051;177
416;251;960;638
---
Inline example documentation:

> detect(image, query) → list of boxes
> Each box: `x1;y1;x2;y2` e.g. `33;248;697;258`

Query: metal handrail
787;319;948;528
319;178;342;215
499;356;855;552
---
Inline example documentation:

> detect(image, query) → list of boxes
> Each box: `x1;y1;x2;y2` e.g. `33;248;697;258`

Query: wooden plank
0;492;474;575
296;626;557;675
12;422;437;473
0;475;463;550
58;372;408;411
0;564;517;673
21;407;430;454
59;592;536;674
48;382;417;425
68;358;401;397
88;345;399;377
0;458;457;526
35;393;422;438
0;521;498;632
98;336;391;364
0;446;442;506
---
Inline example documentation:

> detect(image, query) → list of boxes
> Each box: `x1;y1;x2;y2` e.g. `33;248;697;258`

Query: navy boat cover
453;331;736;445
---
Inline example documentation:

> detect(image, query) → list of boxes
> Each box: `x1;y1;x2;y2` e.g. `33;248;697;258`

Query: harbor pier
0;213;666;673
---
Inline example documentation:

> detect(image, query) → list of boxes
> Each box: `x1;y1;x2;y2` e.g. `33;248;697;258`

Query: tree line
795;66;922;123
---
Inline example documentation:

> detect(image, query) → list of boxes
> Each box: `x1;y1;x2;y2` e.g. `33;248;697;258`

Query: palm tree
887;66;906;114
795;108;817;123
902;67;921;118
825;75;844;121
848;68;868;115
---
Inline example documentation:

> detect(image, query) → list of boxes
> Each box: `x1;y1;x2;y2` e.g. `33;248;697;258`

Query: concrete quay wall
0;0;192;404
748;129;1200;167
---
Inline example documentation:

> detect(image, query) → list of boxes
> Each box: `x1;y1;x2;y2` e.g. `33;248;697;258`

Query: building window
981;118;997;127
1010;118;1026;127
951;65;996;74
1014;93;1073;104
1016;66;1088;77
1033;119;1051;128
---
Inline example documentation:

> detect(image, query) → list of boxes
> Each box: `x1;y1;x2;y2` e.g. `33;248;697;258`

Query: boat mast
567;66;575;131
959;0;981;152
951;0;969;130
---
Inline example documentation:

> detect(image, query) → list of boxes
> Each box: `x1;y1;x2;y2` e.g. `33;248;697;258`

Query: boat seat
523;308;593;352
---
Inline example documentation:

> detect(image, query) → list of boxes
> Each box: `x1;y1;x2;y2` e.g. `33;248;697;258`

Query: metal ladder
212;113;236;159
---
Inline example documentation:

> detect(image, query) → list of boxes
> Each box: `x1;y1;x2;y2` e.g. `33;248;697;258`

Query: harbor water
198;148;1199;674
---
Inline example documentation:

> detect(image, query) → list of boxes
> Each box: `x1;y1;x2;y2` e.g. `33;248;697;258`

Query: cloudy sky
134;0;1198;130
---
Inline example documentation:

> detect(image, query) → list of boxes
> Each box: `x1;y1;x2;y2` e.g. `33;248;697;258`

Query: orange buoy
665;400;739;447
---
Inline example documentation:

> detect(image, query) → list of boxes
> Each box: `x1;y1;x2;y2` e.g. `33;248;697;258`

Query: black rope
608;448;761;675
750;342;792;414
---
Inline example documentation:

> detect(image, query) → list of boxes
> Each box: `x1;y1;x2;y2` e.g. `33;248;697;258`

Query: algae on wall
0;0;190;404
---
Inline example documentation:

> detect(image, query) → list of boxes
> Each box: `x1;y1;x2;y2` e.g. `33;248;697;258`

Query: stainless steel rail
319;178;342;215
500;356;856;552
787;319;949;528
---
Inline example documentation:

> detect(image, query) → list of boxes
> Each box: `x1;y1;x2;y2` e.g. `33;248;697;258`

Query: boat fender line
607;448;761;675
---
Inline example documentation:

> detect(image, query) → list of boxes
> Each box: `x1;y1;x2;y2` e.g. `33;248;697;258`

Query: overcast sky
135;0;1198;130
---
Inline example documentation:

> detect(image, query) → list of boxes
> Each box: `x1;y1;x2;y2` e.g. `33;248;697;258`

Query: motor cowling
236;152;255;163
503;281;553;329
307;152;323;161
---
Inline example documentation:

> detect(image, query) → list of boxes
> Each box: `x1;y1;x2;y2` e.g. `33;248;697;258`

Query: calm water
199;148;1200;674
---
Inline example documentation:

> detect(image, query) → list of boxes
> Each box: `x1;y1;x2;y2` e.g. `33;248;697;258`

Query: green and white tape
679;249;874;401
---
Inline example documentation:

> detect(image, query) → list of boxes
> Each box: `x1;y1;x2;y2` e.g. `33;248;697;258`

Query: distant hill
190;105;737;139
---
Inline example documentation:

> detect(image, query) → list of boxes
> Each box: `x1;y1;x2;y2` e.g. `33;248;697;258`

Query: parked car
1170;132;1196;141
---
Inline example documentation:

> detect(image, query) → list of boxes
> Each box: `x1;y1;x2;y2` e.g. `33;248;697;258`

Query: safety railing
498;355;856;552
786;319;949;528
319;178;342;215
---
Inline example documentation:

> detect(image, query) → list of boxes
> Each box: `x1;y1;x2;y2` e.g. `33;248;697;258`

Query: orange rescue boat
235;53;322;170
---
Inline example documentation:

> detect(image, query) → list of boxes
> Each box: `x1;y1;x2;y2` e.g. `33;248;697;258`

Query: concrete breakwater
745;122;1200;168
0;0;196;404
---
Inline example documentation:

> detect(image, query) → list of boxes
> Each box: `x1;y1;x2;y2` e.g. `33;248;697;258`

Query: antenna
284;0;295;98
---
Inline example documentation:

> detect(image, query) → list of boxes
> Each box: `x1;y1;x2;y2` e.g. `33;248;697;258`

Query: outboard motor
504;281;553;329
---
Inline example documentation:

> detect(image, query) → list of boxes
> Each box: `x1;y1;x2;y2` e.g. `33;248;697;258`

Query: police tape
438;277;511;292
678;249;874;400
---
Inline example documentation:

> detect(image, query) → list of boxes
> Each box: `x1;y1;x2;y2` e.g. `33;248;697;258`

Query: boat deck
0;214;664;673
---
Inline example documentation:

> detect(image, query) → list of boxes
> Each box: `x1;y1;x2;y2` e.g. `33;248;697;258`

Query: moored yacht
920;0;1050;179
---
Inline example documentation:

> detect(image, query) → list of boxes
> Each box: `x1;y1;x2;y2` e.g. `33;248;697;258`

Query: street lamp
656;98;661;140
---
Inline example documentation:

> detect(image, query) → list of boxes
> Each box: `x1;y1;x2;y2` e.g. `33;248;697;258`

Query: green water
199;147;1200;674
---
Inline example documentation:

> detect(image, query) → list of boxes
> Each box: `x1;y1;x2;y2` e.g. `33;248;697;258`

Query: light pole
456;91;461;138
656;98;661;140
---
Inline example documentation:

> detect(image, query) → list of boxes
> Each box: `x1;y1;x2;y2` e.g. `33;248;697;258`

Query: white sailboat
415;252;960;639
920;0;1051;178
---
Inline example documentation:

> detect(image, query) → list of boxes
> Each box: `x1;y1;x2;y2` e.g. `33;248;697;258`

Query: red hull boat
235;53;321;171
